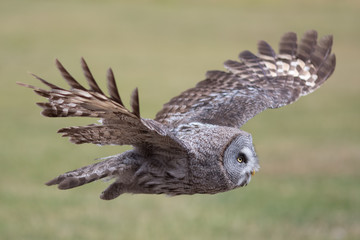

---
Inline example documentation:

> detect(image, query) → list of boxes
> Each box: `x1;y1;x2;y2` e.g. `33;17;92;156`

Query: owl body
20;30;335;199
95;124;256;199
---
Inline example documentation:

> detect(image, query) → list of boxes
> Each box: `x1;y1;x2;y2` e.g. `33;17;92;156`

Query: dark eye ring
237;153;247;164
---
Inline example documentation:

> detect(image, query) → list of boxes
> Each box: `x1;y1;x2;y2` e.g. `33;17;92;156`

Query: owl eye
237;153;247;164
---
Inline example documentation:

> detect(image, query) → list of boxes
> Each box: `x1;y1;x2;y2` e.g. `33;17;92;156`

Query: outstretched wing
155;30;336;128
19;58;185;153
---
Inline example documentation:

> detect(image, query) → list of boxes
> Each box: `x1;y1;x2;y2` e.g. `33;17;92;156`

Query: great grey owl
19;30;336;200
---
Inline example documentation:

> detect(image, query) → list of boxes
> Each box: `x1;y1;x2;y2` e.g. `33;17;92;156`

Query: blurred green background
1;0;359;239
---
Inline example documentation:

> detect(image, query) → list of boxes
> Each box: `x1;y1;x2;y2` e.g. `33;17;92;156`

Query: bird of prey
19;30;336;200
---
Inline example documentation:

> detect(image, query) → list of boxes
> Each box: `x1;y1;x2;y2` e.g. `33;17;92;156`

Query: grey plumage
19;30;336;200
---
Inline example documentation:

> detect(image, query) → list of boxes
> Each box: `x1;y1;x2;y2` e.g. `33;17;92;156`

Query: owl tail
45;153;132;192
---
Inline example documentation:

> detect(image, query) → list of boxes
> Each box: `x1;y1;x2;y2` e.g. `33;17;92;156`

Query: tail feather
46;155;128;190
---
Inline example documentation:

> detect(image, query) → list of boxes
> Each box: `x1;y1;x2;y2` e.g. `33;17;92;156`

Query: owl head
222;133;259;188
182;124;259;193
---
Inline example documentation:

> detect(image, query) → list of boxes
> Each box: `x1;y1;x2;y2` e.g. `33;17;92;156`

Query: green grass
1;0;359;239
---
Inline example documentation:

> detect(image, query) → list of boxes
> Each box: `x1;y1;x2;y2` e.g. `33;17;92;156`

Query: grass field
1;0;359;239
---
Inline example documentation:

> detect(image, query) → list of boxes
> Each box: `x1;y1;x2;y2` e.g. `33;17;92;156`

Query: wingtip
55;58;69;76
106;67;124;106
45;177;60;186
16;81;29;87
16;81;39;90
304;29;318;38
55;58;62;68
330;53;336;65
326;53;336;77
80;57;89;69
282;31;297;39
238;50;257;61
319;34;333;49
130;87;140;118
18;72;42;85
107;67;114;76
55;58;65;72
80;57;86;66
80;57;88;70
106;68;115;84
257;40;276;57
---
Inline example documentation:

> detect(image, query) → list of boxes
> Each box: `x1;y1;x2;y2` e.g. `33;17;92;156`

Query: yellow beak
251;170;255;176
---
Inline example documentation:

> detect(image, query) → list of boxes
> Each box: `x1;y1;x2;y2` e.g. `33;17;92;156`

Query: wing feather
19;59;185;152
130;87;140;118
106;68;124;106
155;30;336;128
55;59;87;91
80;57;104;94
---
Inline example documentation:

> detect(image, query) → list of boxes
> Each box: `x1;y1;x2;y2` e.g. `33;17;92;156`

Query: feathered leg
100;182;127;200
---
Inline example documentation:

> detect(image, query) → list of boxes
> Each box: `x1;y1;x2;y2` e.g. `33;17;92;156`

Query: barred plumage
19;30;336;199
155;30;335;127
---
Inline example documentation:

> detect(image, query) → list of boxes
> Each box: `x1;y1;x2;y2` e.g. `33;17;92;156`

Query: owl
19;30;335;200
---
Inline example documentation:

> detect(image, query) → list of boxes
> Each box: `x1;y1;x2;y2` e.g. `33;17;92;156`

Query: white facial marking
236;146;259;186
241;147;254;161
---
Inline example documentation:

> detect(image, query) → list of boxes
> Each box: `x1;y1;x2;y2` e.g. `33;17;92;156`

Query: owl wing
155;30;336;128
19;58;185;153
